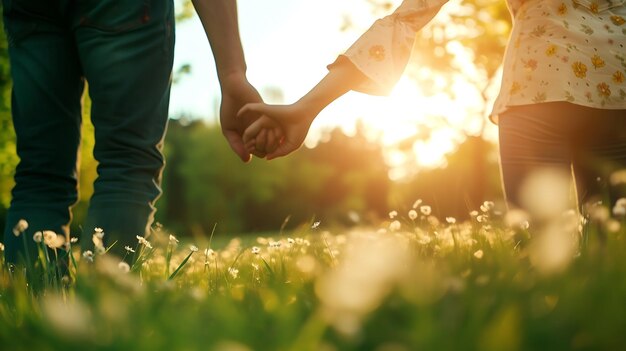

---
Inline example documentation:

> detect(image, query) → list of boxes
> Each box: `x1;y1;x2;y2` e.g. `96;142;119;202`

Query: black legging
499;102;626;212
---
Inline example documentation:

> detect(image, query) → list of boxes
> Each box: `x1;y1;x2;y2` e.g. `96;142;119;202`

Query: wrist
218;69;249;90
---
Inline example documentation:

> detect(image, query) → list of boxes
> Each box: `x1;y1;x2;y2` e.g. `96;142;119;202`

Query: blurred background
0;0;512;237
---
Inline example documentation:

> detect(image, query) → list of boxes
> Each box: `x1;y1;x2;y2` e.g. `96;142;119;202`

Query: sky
169;0;500;174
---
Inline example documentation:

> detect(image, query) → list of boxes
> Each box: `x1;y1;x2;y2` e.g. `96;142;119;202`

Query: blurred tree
361;0;511;209
157;119;390;236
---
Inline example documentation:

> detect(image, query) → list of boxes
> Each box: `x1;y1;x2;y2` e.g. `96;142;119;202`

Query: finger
223;130;251;163
266;141;297;160
243;117;271;144
255;129;267;154
246;139;256;153
237;103;265;119
266;129;278;154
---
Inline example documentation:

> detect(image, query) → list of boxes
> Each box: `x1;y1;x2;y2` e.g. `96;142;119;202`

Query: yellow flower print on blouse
369;45;386;62
611;15;625;25
597;82;612;97
591;55;606;69
330;0;626;118
572;62;588;78
545;45;558;56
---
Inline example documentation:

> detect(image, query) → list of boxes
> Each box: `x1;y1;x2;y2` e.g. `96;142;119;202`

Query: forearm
296;57;367;116
193;0;247;84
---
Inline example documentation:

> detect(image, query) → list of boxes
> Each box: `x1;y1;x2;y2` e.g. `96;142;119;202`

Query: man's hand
238;101;316;160
220;73;268;162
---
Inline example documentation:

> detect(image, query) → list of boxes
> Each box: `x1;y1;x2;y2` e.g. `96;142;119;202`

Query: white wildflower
408;210;418;220
70;237;78;243
480;201;495;212
118;261;130;273
287;238;295;245
613;198;626;217
269;241;281;248
0;243;4;251
312;221;321;229
446;217;456;224
610;169;626;185
12;219;28;237
389;211;398;219
420;205;432;216
82;250;94;262
33;231;43;243
93;228;104;240
124;246;135;253
469;210;479;217
136;235;152;249
389;220;401;231
189;245;199;252
44;230;65;249
228;267;239;279
169;234;179;245
412;199;422;209
606;219;621;233
251;246;261;255
473;250;484;259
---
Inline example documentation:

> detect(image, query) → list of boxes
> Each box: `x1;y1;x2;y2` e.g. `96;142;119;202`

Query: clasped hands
220;74;315;161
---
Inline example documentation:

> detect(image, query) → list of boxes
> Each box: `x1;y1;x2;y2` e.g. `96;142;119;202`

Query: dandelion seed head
33;231;43;243
189;245;199;252
388;210;398;219
118;261;130;273
408;210;418;220
287;238;295;244
44;231;65;249
12;219;29;237
420;206;432;216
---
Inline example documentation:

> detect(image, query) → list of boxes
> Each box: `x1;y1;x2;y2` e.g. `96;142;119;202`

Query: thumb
223;130;251;163
237;102;267;119
266;140;298;160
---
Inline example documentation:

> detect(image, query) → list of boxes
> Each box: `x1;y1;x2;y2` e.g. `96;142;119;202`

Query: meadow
1;198;626;351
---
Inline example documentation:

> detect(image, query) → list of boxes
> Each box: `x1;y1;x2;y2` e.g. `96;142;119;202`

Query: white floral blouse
331;0;626;122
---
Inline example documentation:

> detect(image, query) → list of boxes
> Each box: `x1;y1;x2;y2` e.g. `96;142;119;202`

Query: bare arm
239;59;367;159
193;0;270;162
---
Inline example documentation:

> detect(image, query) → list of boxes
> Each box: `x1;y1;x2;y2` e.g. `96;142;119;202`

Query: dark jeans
499;102;626;211
2;0;175;262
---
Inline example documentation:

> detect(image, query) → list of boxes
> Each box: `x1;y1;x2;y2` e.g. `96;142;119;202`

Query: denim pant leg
73;0;175;255
2;2;84;264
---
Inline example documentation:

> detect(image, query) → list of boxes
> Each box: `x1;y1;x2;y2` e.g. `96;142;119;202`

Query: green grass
1;204;626;351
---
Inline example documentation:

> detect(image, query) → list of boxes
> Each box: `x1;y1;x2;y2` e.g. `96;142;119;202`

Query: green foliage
2;204;626;350
157;119;390;235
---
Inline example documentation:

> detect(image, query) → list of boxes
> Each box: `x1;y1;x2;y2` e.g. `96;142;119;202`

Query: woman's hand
238;102;317;160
